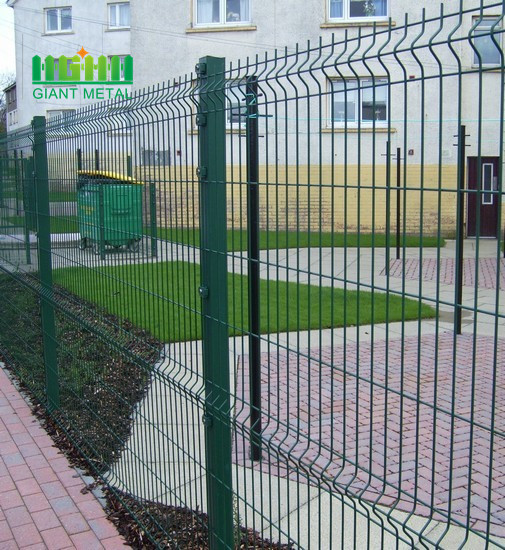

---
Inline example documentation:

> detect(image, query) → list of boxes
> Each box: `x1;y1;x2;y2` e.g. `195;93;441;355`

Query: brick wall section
136;163;494;236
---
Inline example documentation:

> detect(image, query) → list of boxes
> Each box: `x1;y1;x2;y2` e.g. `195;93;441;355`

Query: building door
467;157;500;237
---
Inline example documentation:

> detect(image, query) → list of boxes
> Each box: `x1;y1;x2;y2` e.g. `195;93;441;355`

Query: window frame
44;6;72;34
482;162;495;205
328;0;389;22
472;16;503;67
225;78;248;128
108;2;130;29
46;109;77;128
194;0;251;28
328;77;389;127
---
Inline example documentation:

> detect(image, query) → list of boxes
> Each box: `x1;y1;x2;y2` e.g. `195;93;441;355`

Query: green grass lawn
54;261;435;342
1;190;76;202
6;215;79;234
148;227;445;251
5;214;445;250
47;190;77;202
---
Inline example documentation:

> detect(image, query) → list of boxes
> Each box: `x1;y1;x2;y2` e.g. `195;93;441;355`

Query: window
109;3;130;29
45;7;72;33
330;79;388;125
8;110;18;127
473;17;502;66
482;163;495;205
196;0;250;26
329;0;387;20
141;149;170;166
46;109;76;127
226;80;247;126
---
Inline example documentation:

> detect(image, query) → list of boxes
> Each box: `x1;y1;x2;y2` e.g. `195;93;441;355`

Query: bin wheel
128;240;140;253
78;238;87;250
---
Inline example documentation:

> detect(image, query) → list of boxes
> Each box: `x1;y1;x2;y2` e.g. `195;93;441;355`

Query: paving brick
0;519;13;542
77;499;106;521
50;457;73;473
11;522;43;546
0;475;16;493
31;508;62;531
5;505;32;528
102;535;128;549
41;526;73;549
50;495;79;516
24;492;51;513
66;483;95;503
89;516;120;540
70;529;104;550
0;489;24;510
19;443;43;458
16;476;41;497
31;466;58;484
3;452;25;468
60;512;89;535
8;463;32;481
40;480;68;500
25;454;50;470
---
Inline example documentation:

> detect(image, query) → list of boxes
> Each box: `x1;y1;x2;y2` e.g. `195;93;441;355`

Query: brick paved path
0;367;127;549
235;333;505;537
384;257;505;289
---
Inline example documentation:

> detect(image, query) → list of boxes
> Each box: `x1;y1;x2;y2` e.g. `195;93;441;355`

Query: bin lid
77;170;144;185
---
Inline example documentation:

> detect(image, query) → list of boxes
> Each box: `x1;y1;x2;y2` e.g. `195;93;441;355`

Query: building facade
5;0;505;236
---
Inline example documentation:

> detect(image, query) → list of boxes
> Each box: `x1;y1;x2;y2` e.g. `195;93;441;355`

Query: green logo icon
32;48;133;85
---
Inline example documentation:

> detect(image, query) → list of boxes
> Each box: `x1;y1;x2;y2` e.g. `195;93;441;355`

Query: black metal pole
396;147;401;261
95;149;99;171
127;154;132;177
77;148;82;171
246;76;261;461
455;125;466;335
385;141;391;274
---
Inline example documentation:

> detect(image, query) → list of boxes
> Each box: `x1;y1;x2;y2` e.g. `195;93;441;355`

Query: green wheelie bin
77;170;143;255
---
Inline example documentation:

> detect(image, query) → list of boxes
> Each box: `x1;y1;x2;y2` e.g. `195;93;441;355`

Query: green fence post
197;56;234;550
149;181;157;258
98;184;106;260
0;155;4;208
14;149;20;215
33;116;59;410
22;158;31;265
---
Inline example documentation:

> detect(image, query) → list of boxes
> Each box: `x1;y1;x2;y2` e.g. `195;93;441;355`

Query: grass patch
6;215;79;234
1;190;76;202
149;227;445;251
54;261;435;342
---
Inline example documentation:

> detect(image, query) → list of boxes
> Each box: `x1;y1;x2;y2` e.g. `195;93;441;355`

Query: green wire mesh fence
0;1;504;548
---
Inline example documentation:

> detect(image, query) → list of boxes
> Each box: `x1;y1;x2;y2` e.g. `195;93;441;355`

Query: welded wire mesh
0;1;504;548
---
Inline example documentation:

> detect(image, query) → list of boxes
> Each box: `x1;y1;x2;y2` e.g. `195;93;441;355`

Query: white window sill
471;64;502;70
105;27;131;32
322;126;396;133
188;128;249;135
187;25;257;33
42;31;75;36
321;20;393;28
